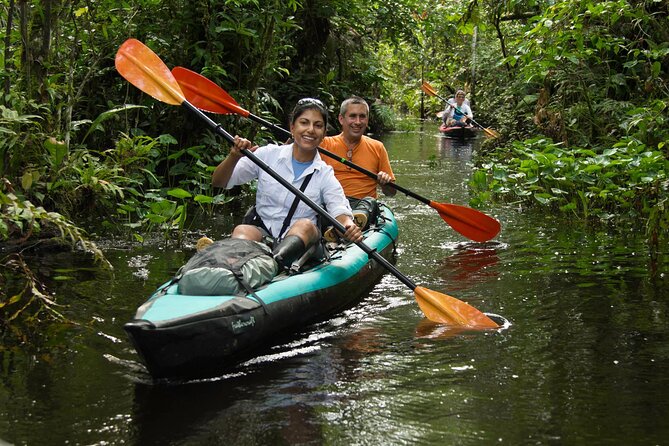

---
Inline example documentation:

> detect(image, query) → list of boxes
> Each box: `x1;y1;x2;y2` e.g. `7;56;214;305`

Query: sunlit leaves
167;188;192;199
43;137;68;168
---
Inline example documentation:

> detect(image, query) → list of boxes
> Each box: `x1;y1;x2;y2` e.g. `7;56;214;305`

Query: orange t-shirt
321;134;395;199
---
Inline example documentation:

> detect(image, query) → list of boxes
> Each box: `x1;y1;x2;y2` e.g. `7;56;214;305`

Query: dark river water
2;123;668;445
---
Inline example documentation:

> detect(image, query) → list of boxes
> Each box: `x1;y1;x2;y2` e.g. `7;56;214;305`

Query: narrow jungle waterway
1;123;668;445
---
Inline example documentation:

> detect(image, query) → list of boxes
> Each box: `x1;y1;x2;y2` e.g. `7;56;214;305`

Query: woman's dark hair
290;98;328;128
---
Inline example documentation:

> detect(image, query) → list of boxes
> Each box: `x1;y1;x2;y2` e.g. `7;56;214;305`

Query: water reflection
129;323;388;444
436;244;501;292
131;365;327;444
414;318;469;339
414;313;510;340
438;135;475;161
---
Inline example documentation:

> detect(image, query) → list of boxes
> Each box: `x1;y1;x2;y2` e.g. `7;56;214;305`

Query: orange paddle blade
483;127;501;138
171;67;250;117
414;286;499;328
421;81;437;96
430;201;500;242
115;39;184;105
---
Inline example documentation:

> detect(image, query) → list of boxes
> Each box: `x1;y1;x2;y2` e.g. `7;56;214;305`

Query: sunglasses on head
297;97;325;107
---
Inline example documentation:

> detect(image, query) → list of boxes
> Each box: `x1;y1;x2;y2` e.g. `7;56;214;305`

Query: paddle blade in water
430;201;501;242
414;286;499;328
172;67;249;117
115;39;184;105
483;127;501;138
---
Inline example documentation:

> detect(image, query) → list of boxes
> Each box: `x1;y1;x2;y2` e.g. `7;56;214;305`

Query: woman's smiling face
290;108;326;151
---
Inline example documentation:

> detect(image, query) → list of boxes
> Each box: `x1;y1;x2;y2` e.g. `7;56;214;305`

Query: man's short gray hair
340;96;369;116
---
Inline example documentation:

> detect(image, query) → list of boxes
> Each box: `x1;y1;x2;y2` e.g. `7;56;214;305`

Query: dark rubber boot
272;235;306;270
348;197;378;230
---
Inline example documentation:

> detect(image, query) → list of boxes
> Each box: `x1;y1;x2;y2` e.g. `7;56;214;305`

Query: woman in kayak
212;98;363;270
443;89;473;127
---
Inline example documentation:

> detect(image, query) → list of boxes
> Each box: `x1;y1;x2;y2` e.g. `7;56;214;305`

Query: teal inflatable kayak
125;204;399;380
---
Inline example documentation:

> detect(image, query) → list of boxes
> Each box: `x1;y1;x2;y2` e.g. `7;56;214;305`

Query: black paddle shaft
181;100;417;291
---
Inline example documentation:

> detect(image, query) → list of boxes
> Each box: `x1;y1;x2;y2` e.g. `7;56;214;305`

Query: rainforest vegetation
1;0;667;325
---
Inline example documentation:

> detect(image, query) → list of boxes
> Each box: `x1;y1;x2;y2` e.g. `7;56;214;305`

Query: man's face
339;103;369;141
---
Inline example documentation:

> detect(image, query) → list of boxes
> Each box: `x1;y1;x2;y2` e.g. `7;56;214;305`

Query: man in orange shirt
321;96;396;235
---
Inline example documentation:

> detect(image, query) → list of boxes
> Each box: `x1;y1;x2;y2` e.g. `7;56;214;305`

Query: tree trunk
35;0;56;102
3;0;16;101
18;0;30;98
471;26;477;109
248;9;276;111
420;66;425;120
493;14;512;77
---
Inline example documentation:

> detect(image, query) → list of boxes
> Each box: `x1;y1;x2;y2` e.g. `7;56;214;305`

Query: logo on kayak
231;316;256;333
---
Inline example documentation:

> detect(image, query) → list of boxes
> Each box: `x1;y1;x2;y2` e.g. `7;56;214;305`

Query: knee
231;224;263;241
288;219;319;243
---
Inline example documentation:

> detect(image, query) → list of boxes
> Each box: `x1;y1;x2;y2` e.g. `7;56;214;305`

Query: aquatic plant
470;136;669;253
0;252;65;330
1;178;112;328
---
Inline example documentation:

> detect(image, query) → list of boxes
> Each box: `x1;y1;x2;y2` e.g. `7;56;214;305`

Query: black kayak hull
439;124;479;138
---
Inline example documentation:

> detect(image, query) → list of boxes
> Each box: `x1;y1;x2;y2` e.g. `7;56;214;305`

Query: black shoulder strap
232;271;270;315
277;172;314;239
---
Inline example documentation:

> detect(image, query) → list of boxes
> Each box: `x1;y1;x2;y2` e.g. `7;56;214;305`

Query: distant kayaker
443;90;473;128
212;98;363;270
321;96;396;236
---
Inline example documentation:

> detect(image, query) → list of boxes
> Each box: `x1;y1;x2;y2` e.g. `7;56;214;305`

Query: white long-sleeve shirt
444;99;473;122
226;143;352;237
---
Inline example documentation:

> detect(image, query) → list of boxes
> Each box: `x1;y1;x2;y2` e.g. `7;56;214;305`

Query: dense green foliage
0;0;667;323
463;0;668;255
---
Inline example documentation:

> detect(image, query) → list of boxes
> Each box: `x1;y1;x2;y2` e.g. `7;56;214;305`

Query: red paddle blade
430;201;501;242
115;39;184;105
414;286;499;328
171;67;250;117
